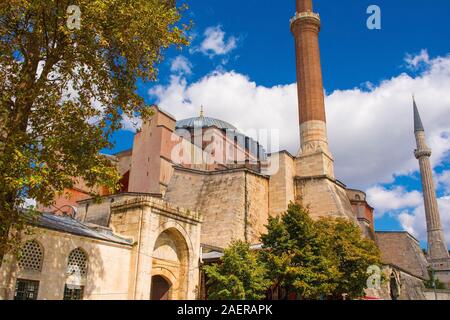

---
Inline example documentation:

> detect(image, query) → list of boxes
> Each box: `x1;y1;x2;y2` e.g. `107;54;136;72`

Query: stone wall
376;232;429;279
366;265;427;300
110;196;201;300
268;151;295;217
424;289;450;300
76;193;151;226
295;176;356;221
164;167;269;248
0;229;132;300
246;172;270;243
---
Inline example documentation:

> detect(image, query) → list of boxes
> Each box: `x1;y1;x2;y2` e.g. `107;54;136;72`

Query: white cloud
120;50;450;245
404;49;430;70
437;170;450;195
142;52;450;191
121;113;142;132
399;196;450;242
170;55;192;75
198;25;237;57
147;72;298;155
366;186;422;217
22;198;37;209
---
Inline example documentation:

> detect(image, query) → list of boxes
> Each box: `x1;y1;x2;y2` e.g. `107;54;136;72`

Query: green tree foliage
260;203;338;299
0;0;190;257
205;204;382;300
315;217;382;299
424;268;446;290
203;241;270;300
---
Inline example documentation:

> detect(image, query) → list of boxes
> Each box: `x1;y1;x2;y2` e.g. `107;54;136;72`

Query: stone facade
376;232;429;280
294;176;356;221
268;151;296;217
0;196;201;300
0;229;133;300
1;0;446;301
109;197;201;300
164;167;269;248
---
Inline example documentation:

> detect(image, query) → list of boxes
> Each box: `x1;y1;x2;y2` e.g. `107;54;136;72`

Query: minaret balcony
414;148;432;159
290;11;321;26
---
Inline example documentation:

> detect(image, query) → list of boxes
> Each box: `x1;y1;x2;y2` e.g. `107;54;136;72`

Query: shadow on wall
1;228;107;300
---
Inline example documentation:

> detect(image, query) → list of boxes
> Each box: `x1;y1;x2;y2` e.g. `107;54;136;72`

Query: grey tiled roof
31;213;133;246
176;116;237;131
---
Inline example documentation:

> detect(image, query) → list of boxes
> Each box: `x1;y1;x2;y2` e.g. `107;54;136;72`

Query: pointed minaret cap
413;95;425;132
199;105;205;118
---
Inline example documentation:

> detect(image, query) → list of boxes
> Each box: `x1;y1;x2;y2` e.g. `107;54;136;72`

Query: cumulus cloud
197;25;237;57
147;72;298;154
399;196;450;242
366;186;423;217
170;55;192;75
22;198;37;209
437;170;450;195
404;49;430;70
141;51;450;191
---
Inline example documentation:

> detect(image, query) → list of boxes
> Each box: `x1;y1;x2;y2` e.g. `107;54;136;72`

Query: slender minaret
413;97;450;263
291;0;334;178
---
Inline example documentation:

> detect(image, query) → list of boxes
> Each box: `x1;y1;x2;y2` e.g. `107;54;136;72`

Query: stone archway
150;275;172;300
151;228;190;300
389;271;401;300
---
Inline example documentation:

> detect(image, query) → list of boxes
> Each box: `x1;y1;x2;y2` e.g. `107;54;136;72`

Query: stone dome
176;116;237;131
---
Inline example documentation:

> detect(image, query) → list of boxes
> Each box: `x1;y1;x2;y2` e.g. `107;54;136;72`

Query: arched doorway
151;228;190;299
150;275;172;300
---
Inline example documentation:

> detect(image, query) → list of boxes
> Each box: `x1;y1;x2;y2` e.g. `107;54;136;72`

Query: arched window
355;194;361;200
67;248;88;277
18;240;43;272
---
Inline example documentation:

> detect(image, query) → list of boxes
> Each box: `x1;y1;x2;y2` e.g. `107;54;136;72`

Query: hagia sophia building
0;0;448;300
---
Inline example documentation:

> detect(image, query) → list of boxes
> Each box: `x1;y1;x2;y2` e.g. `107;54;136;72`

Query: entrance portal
150;275;172;300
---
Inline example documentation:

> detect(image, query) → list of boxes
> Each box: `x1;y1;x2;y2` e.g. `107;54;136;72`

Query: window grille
67;248;88;276
18;240;43;272
14;279;40;300
63;284;84;300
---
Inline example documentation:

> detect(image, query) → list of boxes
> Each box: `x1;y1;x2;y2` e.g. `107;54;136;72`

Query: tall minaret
413;97;450;263
291;0;334;178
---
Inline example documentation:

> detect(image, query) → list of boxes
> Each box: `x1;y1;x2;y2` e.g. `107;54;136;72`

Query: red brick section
297;0;313;12
292;0;327;124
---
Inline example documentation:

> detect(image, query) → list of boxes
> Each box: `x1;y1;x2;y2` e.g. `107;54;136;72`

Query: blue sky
107;1;450;248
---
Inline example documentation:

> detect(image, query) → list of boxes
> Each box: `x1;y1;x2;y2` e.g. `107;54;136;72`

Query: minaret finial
413;96;424;132
200;105;204;118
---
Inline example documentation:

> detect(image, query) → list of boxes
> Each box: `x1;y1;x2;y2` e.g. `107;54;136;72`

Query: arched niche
151;227;190;300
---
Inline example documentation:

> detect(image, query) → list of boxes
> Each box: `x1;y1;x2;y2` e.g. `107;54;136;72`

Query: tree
260;203;382;300
260;203;339;299
203;241;270;300
315;218;382;299
0;0;190;257
424;268;446;290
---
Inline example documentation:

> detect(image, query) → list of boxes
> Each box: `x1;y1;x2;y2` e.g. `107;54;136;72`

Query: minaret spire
413;97;450;268
413;96;424;132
